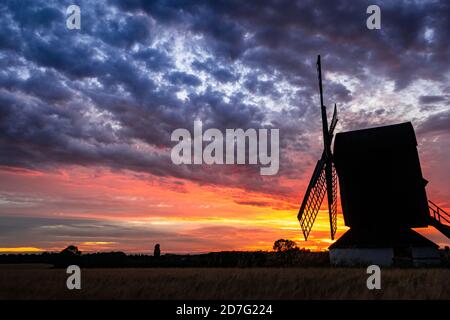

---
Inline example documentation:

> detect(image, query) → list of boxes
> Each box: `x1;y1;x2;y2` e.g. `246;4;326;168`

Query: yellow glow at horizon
0;247;44;253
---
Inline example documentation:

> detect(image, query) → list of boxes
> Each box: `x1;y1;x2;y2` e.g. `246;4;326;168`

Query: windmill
298;55;448;266
297;55;339;241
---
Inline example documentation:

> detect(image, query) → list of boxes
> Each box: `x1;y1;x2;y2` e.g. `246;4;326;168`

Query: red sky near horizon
0;1;449;254
0;156;448;254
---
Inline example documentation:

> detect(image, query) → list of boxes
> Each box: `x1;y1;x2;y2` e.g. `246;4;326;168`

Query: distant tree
60;245;82;256
273;239;298;252
154;243;161;257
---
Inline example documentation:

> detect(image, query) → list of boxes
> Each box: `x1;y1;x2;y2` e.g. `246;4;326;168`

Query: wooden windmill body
298;56;448;266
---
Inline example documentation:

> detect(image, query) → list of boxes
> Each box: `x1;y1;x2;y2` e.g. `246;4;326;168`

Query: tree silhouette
154;243;161;257
273;239;297;252
60;245;82;256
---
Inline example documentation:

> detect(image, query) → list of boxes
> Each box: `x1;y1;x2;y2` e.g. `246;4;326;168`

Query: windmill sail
298;55;339;240
297;155;338;240
298;159;327;240
327;104;338;239
323;166;338;238
330;163;338;239
329;104;338;137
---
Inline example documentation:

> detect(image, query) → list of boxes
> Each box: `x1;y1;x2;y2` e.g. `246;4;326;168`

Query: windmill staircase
428;200;450;239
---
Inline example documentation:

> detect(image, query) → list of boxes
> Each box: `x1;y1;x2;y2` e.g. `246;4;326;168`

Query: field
0;264;449;300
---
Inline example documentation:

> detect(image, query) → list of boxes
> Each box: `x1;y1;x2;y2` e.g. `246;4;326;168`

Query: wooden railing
429;200;450;225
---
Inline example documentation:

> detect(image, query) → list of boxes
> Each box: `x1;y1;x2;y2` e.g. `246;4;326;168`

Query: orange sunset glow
0;159;448;254
0;0;449;255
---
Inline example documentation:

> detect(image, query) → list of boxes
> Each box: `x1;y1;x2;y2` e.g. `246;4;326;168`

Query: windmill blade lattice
330;164;338;239
297;55;340;242
297;159;327;240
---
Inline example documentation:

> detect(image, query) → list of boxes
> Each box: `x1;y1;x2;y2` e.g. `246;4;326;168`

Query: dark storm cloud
244;74;279;98
0;69;73;103
0;0;448;198
327;82;352;103
114;0;449;88
133;48;173;71
419;95;449;104
417;109;450;135
192;59;238;83
166;71;201;87
97;15;152;48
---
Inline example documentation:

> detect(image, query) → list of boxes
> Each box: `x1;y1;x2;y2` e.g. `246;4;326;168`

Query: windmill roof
329;228;438;249
334;122;417;152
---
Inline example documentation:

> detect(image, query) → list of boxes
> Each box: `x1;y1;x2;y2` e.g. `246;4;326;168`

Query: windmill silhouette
297;55;338;241
298;55;449;266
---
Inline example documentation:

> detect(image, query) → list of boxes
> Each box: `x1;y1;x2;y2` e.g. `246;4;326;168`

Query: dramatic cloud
418;109;450;135
0;0;449;252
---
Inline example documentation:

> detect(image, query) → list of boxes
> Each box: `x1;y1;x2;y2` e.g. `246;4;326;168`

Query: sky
0;0;449;254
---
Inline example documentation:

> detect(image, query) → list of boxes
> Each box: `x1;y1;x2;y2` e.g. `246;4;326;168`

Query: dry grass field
0;264;449;300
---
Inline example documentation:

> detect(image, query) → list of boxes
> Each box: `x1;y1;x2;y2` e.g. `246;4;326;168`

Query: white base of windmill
329;247;440;267
328;228;441;267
